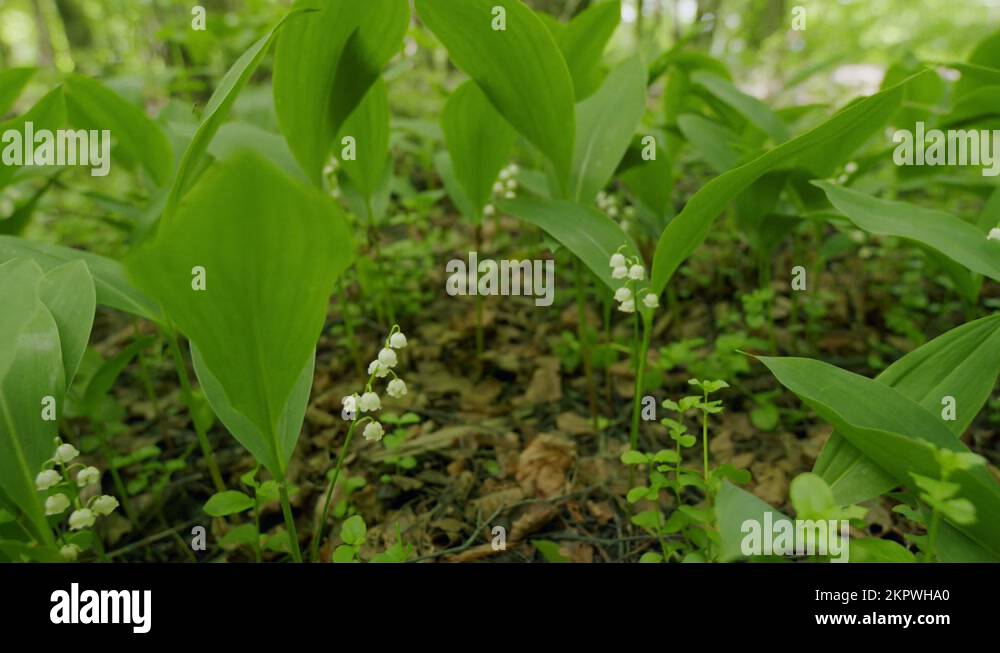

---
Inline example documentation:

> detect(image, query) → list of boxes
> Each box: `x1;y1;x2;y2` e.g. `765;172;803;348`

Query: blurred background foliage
3;0;998;104
1;0;998;252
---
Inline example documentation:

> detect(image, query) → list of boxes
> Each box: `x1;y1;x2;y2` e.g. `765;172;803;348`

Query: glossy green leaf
571;56;647;204
760;355;1000;556
816;181;1000;281
0;236;160;322
677;114;743;172
650;72;923;295
499;196;640;291
192;345;314;480
338;77;391;200
0;260;63;545
416;0;576;194
441;80;516;221
0;68;36;117
38;261;95;386
815;314;1000;505
208;122;307;184
956;30;1000;99
274;0;409;186
63;75;172;186
434;151;476;220
127;153;353;477
555;0;621;100
716;481;790;562
691;72;789;142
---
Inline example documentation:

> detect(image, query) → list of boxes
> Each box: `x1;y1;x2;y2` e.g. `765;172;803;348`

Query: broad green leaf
941;86;1000;126
0;260;63;545
192;345;314;480
691;72;789;143
716;481;790;562
63;75;172;186
204;491;254;517
946;62;1000;99
127;153;353;477
0;236;161;322
0;88;67;190
650;72;923;294
441;81;516;221
816;182;1000;281
38;261;95;386
760;355;1000;556
957;30;1000;99
677;114;743;172
815;314;1000;505
338;77;391;200
434;152;476;221
165;8;309;219
208;122;307;184
617;133;674;217
0;68;36;116
499;196;640;291
274;0;409;186
571;56;647;204
416;0;576;194
555;0;621;100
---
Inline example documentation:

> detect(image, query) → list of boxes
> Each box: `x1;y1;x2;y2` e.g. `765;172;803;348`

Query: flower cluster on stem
609;247;658;313
311;326;410;561
35;439;119;561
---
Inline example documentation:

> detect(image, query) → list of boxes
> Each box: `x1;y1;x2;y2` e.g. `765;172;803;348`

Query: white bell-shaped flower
45;493;70;515
92;495;119;516
76;466;100;488
628;264;645;281
60;544;80;561
643;292;659;309
989;227;1000;241
36;469;61;491
378;347;398;368
387;378;407;398
614;287;632;303
618;299;636;313
389;332;408;349
69;508;95;531
609;252;626;268
368;360;390;378
359;391;381;413
363;421;385;442
54;443;79;464
612;266;628;280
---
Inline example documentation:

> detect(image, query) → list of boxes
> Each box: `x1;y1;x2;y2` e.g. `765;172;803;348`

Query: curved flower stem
309;418;365;562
